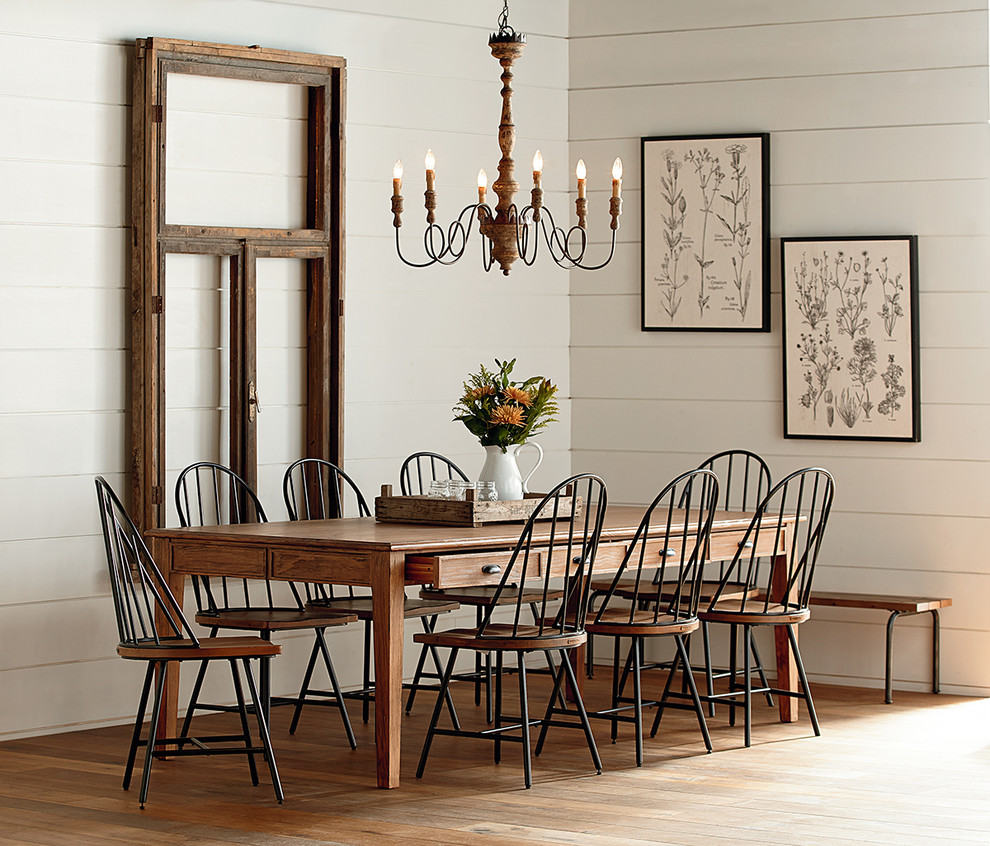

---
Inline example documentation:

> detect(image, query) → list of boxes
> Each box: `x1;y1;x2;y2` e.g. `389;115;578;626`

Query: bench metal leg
884;608;942;704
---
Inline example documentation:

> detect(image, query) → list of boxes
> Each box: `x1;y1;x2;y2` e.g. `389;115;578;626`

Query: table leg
150;537;183;742
371;551;406;788
770;551;799;722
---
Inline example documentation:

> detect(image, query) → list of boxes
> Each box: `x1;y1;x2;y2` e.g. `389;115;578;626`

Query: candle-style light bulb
611;157;622;198
477;168;487;205
392;160;403;198
533;150;544;173
424;149;435;172
576;158;587;200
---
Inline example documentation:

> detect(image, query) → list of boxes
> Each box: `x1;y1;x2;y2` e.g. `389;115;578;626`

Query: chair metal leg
289;636;322;735
315;628;357;749
138;661;168;808
702;621;716;717
494;651;504;764
749;634;774;707
123;663;156;791
362;620;372;724
674;634;712;752
180;660;210;739
229;658;260;786
610;637;621;743
743;624;752;748
786;624;821;737
560;648;602;775
417;647;460;779
534;651;571;758
650;640;682;738
632;636;643;767
728;624;738;727
241;658;284;803
405;616;434;715
517;652;532;789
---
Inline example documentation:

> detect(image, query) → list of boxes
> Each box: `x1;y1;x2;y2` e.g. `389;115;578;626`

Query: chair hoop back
594;468;719;625
479;473;608;641
283;458;370;520
399;451;469;496
95;476;198;647
696;450;772;513
174;462;298;614
175;461;267;528
709;467;835;613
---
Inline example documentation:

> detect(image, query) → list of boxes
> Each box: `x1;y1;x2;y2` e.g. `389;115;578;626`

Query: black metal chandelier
390;1;622;276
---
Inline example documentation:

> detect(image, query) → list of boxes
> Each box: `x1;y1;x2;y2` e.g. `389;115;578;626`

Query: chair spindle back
709;467;835;614
594;469;719;625
479;473;608;640
95;476;196;647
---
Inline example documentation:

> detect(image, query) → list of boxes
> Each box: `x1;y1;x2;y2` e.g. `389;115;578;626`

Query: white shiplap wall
569;0;990;696
0;0;571;739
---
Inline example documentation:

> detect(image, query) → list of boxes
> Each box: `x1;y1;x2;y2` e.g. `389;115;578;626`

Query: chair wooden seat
420;585;563;606
194;608;358;632
310;596;460;620
118;636;282;662
586;609;699;638
701;601;811;627
590;578;752;604
415;623;586;652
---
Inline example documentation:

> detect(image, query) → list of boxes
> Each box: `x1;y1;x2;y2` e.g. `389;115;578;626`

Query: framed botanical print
781;235;920;441
641;132;770;331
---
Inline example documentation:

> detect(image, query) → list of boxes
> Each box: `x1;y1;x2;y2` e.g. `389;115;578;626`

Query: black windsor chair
415;474;608;789
587;450;774;712
95;476;282;808
682;467;835;747
572;468;719;766
174;462;359;748
407;450;565;723
282;458;460;728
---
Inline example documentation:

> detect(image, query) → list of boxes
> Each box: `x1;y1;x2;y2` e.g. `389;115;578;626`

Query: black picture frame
781;235;920;442
641;132;770;331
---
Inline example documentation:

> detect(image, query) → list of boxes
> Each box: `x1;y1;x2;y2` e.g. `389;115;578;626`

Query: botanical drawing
797;325;841;421
657;148;688;320
783;236;917;441
686;148;724;318
717;143;752;320
877;354;906;420
876;256;905;337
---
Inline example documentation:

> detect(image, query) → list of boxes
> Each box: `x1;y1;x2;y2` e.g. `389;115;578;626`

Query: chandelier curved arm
517;205;617;271
395;204;487;268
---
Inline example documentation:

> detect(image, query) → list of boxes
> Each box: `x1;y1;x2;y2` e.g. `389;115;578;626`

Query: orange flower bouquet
453;358;558;451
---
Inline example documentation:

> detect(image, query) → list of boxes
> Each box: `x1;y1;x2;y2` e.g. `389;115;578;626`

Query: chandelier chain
497;0;515;38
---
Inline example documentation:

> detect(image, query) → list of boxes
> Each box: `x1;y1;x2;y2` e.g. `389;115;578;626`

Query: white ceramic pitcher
477;442;544;501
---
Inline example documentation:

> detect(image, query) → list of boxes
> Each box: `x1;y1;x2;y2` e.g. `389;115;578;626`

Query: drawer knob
481;564;502;575
739;540;754;549
662;548;676;557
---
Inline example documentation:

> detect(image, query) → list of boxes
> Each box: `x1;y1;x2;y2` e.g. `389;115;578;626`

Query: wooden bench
808;592;952;704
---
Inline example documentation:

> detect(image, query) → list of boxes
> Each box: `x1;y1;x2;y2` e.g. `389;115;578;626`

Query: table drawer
171;542;266;578
271;549;372;584
407;549;542;588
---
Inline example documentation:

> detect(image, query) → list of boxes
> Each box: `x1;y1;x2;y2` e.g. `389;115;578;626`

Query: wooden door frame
130;37;346;529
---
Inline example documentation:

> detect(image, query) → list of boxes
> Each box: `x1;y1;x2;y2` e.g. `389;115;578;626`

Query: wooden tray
374;485;583;527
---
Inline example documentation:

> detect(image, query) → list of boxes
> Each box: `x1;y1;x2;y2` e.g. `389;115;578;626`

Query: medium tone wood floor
0;669;987;845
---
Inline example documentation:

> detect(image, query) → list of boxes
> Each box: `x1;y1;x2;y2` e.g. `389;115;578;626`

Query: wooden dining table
146;504;799;789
